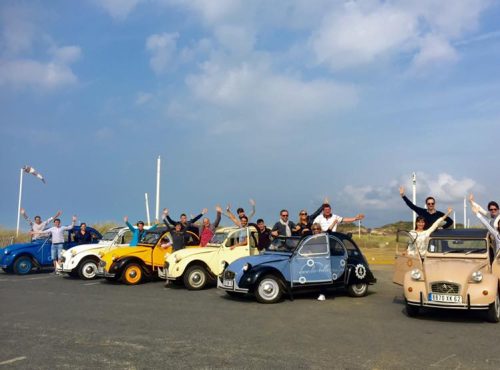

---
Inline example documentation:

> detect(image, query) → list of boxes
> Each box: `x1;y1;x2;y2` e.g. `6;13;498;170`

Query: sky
1;0;500;230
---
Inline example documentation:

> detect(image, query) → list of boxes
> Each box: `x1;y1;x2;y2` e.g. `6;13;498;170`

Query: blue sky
1;0;499;230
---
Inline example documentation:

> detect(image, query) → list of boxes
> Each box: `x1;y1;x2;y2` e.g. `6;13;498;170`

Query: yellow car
160;226;259;290
97;226;200;285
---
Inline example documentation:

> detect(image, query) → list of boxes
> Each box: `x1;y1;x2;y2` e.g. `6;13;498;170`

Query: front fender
110;257;147;276
238;266;288;290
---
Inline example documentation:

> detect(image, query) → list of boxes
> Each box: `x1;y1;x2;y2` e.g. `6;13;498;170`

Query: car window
91;232;99;241
298;234;328;256
122;230;133;244
428;239;487;254
185;231;200;246
340;238;360;257
329;237;347;256
225;229;247;247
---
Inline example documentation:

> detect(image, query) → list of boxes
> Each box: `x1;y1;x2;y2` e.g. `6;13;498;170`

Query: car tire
13;256;33;275
121;263;143;285
254;275;283;304
183;265;209;290
78;259;99;280
347;282;368;297
405;301;419;317
486;293;500;323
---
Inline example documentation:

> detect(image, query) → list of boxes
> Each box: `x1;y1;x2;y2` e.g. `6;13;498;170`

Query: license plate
429;293;462;303
223;279;234;289
97;266;103;274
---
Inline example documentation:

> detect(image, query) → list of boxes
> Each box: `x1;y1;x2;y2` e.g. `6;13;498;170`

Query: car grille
99;260;106;268
224;270;235;280
431;282;460;294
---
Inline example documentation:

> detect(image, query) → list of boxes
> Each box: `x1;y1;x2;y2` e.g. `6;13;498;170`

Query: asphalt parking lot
1;266;499;369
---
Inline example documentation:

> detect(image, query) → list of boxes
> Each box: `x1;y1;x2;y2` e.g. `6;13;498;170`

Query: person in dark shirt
294;201;327;236
163;221;189;251
399;186;453;229
74;223;92;245
164;208;207;234
271;209;298;237
249;219;272;252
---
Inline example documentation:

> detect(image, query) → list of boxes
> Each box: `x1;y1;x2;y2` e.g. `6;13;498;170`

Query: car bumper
217;275;249;294
158;267;166;279
96;265;116;278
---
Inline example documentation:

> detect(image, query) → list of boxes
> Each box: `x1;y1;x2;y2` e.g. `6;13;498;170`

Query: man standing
225;199;256;226
313;204;364;232
124;216;157;246
400;186;453;229
271;210;298;237
74;223;92;245
197;206;222;247
21;208;62;241
31;216;76;273
165;208;207;234
249;219;272;252
469;194;500;229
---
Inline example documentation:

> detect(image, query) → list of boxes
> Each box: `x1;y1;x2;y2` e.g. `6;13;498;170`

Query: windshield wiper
465;248;486;255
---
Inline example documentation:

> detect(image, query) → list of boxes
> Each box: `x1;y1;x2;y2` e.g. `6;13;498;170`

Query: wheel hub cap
129;270;137;278
192;273;201;283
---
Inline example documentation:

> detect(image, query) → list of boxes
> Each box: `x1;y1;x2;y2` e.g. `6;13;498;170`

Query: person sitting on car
271;210;299;237
472;204;500;252
469;194;500;229
408;208;453;256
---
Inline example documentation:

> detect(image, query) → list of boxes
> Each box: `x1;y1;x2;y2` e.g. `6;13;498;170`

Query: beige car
393;228;500;322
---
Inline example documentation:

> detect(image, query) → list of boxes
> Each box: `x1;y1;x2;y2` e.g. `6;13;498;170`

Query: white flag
22;165;46;184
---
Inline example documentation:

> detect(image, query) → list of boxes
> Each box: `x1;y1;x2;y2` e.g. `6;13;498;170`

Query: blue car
218;232;376;303
1;226;102;275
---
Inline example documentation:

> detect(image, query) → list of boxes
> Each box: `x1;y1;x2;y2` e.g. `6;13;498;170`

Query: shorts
51;243;64;260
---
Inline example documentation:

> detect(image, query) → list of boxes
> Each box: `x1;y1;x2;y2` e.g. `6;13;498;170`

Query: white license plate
97;266;104;274
429;293;462;303
223;279;234;289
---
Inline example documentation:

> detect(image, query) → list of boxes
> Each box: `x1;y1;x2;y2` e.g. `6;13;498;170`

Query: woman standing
408;207;453;256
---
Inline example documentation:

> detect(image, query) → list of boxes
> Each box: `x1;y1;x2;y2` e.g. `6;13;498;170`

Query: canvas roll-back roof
430;228;489;239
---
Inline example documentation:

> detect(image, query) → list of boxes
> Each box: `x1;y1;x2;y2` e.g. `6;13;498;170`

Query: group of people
122;199;365;253
399;186;500;255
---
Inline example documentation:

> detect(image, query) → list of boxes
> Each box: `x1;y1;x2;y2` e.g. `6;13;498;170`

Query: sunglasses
281;214;289;217
300;212;307;215
489;208;498;211
426;202;435;206
312;228;321;231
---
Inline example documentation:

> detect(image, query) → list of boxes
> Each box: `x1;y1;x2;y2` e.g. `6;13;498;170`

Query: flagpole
155;156;161;222
145;193;151;226
16;168;24;237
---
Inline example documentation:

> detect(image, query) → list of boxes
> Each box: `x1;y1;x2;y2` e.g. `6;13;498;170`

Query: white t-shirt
44;225;73;244
313;214;343;232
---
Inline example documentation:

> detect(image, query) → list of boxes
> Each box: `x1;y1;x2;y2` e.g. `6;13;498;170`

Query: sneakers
54;271;60;275
317;294;326;301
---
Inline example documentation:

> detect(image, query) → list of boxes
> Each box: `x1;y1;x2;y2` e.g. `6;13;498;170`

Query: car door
328;235;348;281
393;230;422;285
290;234;332;286
38;239;51;265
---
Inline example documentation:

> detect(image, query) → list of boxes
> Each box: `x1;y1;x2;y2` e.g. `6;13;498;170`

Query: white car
59;227;132;279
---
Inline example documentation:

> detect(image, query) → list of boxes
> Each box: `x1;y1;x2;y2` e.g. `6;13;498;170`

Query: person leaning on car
399;186;453;229
74;222;92;245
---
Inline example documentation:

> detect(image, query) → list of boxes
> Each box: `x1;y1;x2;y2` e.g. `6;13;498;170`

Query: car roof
430;228;489;239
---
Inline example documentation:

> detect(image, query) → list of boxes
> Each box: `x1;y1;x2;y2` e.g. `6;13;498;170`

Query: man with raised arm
21;207;62;241
469;193;500;229
399;186;453;229
165;208;207;234
313;203;364;232
225;199;256;227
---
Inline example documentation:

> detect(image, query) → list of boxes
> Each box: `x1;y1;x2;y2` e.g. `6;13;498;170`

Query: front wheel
486;293;500;323
13;256;33;275
254;275;283;304
346;282;368;297
121;263;143;285
78;259;99;280
183;265;209;290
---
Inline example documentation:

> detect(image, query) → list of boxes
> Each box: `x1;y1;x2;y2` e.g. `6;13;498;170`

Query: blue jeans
51;243;64;260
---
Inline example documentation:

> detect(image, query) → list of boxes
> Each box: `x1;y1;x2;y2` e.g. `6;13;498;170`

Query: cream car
159;226;259;290
59;227;132;279
393;228;500;322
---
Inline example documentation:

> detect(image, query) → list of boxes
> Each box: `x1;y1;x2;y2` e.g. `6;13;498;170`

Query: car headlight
410;269;422;280
98;251;104;258
243;263;252;272
71;249;77;256
4;249;10;255
472;271;483;282
111;255;117;261
174;255;181;263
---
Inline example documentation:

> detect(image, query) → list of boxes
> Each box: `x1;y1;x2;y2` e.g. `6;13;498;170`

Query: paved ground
1;266;499;369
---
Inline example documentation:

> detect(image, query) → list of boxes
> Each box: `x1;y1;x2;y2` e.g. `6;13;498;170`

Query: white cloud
343;172;479;210
0;5;37;55
0;58;78;89
50;45;82;64
175;59;357;133
93;0;144;20
146;32;179;74
135;91;154;105
412;35;458;70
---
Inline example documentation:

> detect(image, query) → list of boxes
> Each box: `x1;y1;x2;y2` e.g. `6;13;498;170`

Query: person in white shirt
313;204;364;232
472;204;500;251
31;216;76;273
408;208;453;256
21;207;62;241
469;194;500;229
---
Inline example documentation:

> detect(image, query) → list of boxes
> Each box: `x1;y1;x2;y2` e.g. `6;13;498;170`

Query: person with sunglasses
471;203;500;251
271;210;299;237
469;194;500;229
399;186;453;229
295;200;328;236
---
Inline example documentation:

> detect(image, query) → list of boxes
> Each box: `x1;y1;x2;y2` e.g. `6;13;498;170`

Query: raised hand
469;193;475;203
399;186;405;197
249;198;256;206
20;208;26;215
72;215;77;223
356;214;365;220
162;208;169;215
471;204;479;214
226;203;231;212
323;197;329;204
201;208;208;215
123;216;128;223
215;205;222;213
446;207;453;216
55;210;62;218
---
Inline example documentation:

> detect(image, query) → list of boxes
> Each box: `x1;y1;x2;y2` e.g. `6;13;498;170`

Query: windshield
140;231;162;245
100;231;119;241
267;237;300;252
208;232;228;245
428;239;487;254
